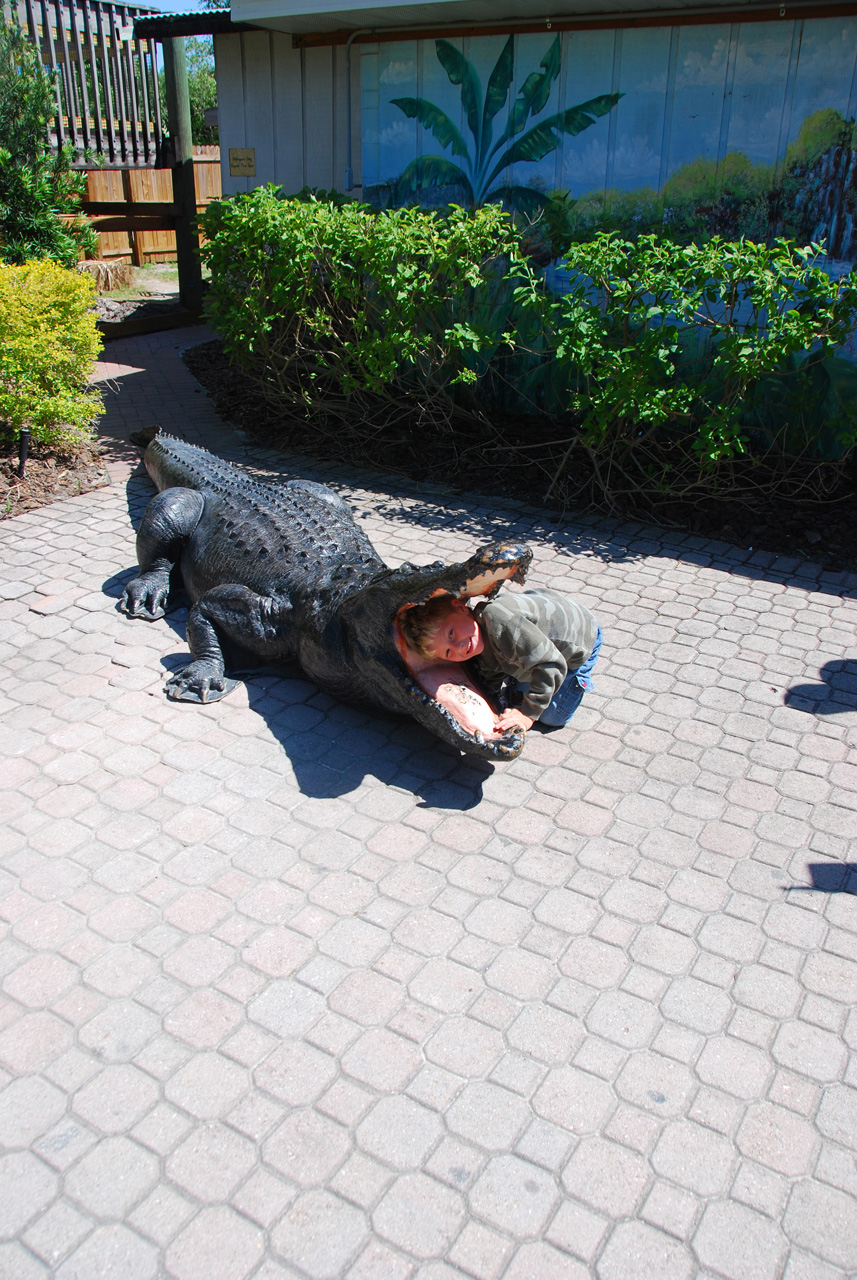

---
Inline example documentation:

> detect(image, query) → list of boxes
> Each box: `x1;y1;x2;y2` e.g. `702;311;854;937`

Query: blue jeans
538;626;603;727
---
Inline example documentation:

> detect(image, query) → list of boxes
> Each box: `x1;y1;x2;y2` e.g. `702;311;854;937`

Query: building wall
362;20;857;195
212;18;857;261
360;18;857;260
214;30;361;197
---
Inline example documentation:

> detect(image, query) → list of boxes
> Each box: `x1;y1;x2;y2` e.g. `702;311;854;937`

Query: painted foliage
387;36;621;214
361;18;857;260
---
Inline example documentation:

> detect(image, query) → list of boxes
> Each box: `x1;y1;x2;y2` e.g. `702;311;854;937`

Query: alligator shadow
784;660;857;715
101;570;493;808
241;674;495;807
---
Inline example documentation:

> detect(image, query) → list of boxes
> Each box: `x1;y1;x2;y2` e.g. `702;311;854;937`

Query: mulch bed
0;437;109;520
97;295;184;326
184;339;857;575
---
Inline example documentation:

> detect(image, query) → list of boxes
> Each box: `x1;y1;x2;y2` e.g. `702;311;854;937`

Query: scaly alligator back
144;434;384;595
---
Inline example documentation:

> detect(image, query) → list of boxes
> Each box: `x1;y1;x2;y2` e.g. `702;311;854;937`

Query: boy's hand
494;708;534;734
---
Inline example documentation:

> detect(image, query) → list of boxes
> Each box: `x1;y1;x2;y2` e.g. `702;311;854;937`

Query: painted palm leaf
435;39;482;149
484;184;554;215
397;155;476;204
484;93;623;190
479;35;515;167
497;37;561;148
390;97;470;161
388;36;621;220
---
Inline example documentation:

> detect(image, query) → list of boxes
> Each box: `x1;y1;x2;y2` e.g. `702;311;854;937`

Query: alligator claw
122;572;170;621
165;665;235;704
127;602;165;621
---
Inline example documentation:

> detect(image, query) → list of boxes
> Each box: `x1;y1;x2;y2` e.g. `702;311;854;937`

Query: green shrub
515;234;857;505
0;259;103;445
201;191;857;512
0;22;95;268
199;189;529;418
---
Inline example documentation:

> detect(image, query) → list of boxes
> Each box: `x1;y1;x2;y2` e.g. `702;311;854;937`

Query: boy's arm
487;616;568;720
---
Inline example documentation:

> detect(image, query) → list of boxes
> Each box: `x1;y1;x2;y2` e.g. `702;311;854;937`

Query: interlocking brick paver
264;1108;351;1185
0;1074;67;1146
695;1200;788;1280
562;1136;650;1217
54;1223;159;1280
1;327;855;1277
597;1220;695;1280
22;1199;93;1269
65;1134;158;1217
273;1188;368;1276
0;1151;57;1239
165;1205;264;1280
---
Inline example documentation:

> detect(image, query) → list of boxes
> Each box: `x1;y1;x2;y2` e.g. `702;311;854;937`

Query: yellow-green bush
0;259;103;446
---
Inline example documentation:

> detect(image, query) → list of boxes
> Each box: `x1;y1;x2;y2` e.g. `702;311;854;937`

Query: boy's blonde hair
399;596;461;659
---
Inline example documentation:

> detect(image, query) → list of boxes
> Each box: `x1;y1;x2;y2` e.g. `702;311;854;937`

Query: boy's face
425;600;485;662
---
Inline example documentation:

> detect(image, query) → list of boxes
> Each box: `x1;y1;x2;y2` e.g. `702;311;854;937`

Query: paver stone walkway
0;325;855;1280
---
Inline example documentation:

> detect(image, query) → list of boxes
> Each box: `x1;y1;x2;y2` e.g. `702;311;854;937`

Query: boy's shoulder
478;588;569;618
475;591;552;645
478;588;598;640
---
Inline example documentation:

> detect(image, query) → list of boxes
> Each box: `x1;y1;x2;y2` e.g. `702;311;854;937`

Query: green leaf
480;36;515;166
435;40;483;149
390;97;470;161
496;36;561;149
396;156;475;204
485;93;622;190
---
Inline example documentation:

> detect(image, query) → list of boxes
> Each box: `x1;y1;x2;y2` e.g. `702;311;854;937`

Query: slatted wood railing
5;0;167;167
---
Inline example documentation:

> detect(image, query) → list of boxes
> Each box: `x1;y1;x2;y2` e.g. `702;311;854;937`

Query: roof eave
133;11;256;37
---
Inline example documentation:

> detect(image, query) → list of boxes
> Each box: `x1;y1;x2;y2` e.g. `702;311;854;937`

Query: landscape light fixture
18;428;31;478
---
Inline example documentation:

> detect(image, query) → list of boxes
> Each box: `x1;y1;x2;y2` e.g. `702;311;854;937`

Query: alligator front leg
122;488;205;620
166;584;292;704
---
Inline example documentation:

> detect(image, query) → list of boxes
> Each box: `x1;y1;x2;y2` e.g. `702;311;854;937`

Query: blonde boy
401;589;602;735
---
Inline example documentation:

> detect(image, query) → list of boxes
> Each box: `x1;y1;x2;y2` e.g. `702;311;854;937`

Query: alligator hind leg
166;584;293;703
122;489;205;620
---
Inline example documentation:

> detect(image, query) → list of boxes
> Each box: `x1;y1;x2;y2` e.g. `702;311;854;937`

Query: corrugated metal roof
133;8;254;35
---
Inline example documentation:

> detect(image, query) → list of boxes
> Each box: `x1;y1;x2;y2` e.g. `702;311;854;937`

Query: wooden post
162;36;203;313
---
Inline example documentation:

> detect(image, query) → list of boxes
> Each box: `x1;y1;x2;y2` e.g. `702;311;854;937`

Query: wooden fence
5;0;167;168
84;146;221;262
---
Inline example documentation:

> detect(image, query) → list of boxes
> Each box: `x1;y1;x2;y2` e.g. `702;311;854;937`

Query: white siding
214;31;360;197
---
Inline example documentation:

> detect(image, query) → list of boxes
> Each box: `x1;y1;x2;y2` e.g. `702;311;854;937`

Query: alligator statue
121;434;533;761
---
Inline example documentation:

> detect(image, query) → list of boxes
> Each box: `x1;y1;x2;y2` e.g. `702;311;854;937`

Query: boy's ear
449;598;469;612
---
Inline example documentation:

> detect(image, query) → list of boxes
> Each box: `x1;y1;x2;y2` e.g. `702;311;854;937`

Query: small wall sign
229;148;256;177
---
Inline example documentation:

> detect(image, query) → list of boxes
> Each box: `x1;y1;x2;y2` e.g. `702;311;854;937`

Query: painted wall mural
360;19;857;261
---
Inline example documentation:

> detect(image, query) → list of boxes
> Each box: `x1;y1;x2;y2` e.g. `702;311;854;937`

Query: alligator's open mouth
389;542;533;760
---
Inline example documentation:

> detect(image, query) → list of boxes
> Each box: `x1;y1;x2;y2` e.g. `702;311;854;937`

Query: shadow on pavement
798;862;857;893
784;660;857;714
